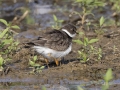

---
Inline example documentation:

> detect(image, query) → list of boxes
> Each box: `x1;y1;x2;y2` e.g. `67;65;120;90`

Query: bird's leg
54;58;59;66
60;57;65;65
54;58;61;66
44;58;49;68
47;53;60;66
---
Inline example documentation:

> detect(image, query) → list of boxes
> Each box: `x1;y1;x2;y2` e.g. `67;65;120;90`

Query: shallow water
1;76;120;90
0;0;70;30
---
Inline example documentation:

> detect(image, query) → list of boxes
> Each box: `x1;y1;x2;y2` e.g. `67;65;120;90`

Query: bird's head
61;23;77;38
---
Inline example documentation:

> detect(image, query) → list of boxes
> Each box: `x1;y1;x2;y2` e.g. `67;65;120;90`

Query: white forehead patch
62;29;76;37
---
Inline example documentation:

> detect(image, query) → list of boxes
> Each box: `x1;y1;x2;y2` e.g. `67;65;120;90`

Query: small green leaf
77;86;84;90
84;37;88;46
11;25;20;29
88;39;99;44
73;39;83;45
33;55;37;61
90;45;94;50
58;20;64;23
0;56;4;66
99;48;102;52
102;68;112;90
2;38;13;44
104;68;113;82
42;86;46;90
82;53;87;61
99;16;105;26
14;41;19;46
34;64;40;67
29;60;35;66
0;28;9;38
0;19;8;26
53;15;57;21
102;82;109;90
84;37;88;43
78;50;82;55
40;66;45;69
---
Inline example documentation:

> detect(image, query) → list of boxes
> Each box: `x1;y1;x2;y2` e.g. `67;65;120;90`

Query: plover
26;23;77;66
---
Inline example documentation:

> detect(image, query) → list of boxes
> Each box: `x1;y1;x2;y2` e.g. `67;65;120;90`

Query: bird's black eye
73;28;75;32
72;29;74;31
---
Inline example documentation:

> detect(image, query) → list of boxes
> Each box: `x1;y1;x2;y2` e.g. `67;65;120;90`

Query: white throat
62;29;76;38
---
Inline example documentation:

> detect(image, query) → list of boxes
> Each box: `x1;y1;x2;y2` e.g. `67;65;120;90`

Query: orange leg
47;53;60;66
45;59;49;68
54;59;59;66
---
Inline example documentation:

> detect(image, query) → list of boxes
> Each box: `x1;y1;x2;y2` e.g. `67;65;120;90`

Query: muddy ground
1;26;120;90
1;0;120;90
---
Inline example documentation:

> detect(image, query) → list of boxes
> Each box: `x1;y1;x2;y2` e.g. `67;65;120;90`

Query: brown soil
1;27;120;90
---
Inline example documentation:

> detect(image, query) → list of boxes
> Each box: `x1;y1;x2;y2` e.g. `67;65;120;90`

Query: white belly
33;44;72;59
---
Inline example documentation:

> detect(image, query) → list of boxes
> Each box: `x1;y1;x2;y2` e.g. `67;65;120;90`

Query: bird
26;23;77;66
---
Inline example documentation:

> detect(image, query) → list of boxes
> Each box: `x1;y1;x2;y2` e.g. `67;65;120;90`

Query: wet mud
1;0;120;90
1;27;120;90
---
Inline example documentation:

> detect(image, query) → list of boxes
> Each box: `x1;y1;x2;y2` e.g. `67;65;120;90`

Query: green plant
29;55;39;67
111;0;120;13
73;32;102;62
77;86;84;90
90;45;102;60
0;55;4;71
42;86;46;90
29;55;45;73
113;45;117;54
0;19;19;53
52;15;64;29
109;0;120;26
102;68;113;90
0;19;20;71
99;16;105;27
74;0;105;11
14;7;35;25
76;68;113;90
23;8;35;25
95;16;106;35
73;0;105;29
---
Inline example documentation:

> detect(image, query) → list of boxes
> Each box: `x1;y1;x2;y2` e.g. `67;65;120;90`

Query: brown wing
27;30;72;51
